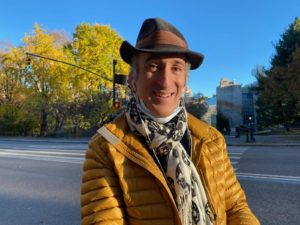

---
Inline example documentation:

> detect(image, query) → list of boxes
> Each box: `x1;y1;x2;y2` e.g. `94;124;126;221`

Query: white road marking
0;154;83;164
229;152;244;155
229;156;241;160
237;172;300;184
0;149;85;156
228;150;247;171
2;149;299;184
0;149;84;164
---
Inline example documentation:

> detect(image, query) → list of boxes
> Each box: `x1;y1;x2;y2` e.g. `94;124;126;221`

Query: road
229;145;300;225
0;138;299;225
0;138;86;225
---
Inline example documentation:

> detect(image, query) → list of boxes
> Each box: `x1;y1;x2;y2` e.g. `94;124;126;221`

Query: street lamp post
249;116;256;142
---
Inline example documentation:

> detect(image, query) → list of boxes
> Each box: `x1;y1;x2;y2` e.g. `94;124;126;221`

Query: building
216;78;256;129
242;85;257;125
201;95;217;127
216;78;243;128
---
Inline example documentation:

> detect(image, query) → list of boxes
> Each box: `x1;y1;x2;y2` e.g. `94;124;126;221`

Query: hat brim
120;41;204;70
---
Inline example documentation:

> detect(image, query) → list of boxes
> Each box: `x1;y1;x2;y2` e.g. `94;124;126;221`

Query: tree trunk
54;114;64;134
40;109;48;137
284;123;291;132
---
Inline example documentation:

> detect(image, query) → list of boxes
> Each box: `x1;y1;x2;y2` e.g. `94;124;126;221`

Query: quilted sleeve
81;136;127;225
221;137;260;225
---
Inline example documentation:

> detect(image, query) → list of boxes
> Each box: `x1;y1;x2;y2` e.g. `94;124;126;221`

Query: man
81;18;260;225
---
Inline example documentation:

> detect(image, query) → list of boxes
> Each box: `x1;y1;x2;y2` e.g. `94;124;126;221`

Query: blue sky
0;0;299;97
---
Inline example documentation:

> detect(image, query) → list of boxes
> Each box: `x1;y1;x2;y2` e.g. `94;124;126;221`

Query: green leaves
255;18;300;130
185;94;208;120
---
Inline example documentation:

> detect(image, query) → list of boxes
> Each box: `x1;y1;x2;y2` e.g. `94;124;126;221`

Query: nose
156;66;171;88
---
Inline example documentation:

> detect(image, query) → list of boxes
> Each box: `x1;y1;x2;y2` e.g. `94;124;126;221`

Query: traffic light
25;57;31;66
114;74;127;85
114;99;119;109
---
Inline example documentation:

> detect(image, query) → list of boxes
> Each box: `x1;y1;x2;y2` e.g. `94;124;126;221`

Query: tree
185;93;208;120
0;22;129;136
23;23;74;136
68;22;128;91
65;22;129;132
0;48;38;135
216;113;230;134
254;17;300;130
271;18;300;67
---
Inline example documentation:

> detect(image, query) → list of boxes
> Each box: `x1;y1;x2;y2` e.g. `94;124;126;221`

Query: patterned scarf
125;97;212;225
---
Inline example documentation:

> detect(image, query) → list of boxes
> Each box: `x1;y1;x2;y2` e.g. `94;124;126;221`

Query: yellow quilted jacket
81;113;260;225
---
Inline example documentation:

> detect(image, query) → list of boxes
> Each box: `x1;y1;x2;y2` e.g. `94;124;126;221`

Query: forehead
138;53;187;63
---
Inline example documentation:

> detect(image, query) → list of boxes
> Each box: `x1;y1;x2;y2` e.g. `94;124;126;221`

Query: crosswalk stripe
0;149;85;156
236;172;300;184
230;156;241;160
0;149;84;164
228;150;246;171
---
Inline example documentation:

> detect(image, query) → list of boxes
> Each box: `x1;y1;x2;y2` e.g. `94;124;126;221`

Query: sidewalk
225;134;300;146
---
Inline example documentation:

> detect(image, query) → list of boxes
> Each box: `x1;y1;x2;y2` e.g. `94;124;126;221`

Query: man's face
132;53;187;117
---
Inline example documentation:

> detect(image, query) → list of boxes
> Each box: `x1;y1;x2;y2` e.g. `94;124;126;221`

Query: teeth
155;92;172;97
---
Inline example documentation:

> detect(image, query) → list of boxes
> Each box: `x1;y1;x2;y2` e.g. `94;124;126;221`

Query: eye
172;65;184;74
146;63;158;72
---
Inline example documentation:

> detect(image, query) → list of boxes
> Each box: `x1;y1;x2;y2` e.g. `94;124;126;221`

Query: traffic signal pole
25;52;112;82
25;52;127;109
113;59;117;109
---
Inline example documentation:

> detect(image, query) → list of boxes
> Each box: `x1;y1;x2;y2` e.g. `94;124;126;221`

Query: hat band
136;30;188;49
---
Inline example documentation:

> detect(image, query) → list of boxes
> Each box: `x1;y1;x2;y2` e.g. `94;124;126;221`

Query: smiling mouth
153;91;174;98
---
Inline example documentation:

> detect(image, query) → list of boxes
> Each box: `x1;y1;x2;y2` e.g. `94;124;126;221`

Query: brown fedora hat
120;18;204;70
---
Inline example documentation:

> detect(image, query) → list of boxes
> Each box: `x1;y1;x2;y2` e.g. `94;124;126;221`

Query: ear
128;70;136;91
